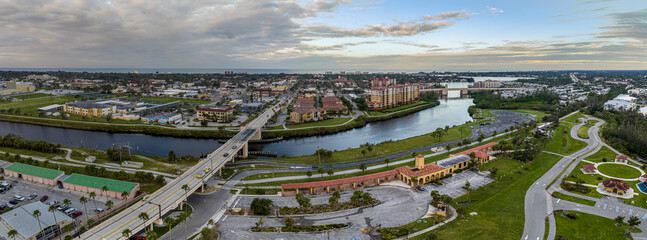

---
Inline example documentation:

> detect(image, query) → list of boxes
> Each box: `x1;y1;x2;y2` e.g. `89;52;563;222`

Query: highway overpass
81;99;285;240
420;87;527;97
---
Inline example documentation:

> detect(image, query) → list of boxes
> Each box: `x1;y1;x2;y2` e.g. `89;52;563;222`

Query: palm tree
145;228;158;240
32;210;43;236
181;184;190;210
138;212;151;231
79;196;89;222
105;200;114;214
63;199;72;208
7;229;17;240
122;229;132;239
48;205;61;238
179;210;191;240
121;191;130;201
101;185;109;201
164;217;175;240
88;192;97;210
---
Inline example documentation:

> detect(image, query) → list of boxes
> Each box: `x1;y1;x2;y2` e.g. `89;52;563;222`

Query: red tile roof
396;163;446;178
453;142;497;157
582;165;597;171
616;155;628;160
281;170;399;189
603;179;630;191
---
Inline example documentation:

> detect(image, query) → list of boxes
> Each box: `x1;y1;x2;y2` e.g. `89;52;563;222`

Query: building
616;155;628;164
0;201;74;240
63;100;116;117
396;155;449;186
581;165;597;174
604;99;636;111
602;179;631;195
62;174;139;200
3;163;64;186
367;78;420;110
450;142;496;164
471;80;502;88
0;81;36;95
141;113;182;125
321;97;348;115
240;102;264;113
196;106;233;122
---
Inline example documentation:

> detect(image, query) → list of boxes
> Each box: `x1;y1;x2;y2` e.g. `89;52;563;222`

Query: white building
0;202;74;240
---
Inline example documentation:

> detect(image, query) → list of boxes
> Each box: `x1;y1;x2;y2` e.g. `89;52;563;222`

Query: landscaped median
554;211;642;240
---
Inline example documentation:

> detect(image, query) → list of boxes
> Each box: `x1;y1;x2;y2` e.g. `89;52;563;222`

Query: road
81;100;285;240
521;113;604;240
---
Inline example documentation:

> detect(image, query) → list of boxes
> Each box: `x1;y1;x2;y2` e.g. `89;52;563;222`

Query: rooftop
282;170;398;189
603;178;630;191
396;163;446;177
436;155;472;168
63;173;139;193
0;201;73;239
5;163;64;179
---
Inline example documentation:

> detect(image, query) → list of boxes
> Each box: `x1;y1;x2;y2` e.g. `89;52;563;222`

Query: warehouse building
3;163;64;186
0;201;74;240
62;174;139;199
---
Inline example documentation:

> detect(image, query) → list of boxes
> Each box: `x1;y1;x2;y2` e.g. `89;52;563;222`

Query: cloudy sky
1;0;646;71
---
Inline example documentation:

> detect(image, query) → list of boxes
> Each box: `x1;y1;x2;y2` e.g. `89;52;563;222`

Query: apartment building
63;100;116;117
196;106;234;122
471;80;502;88
367;78;420;110
0;81;36;95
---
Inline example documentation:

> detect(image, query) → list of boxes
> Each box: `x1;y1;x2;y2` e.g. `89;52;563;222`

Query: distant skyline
0;0;646;71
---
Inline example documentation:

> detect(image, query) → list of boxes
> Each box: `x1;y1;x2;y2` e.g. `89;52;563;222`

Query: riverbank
0;100;439;140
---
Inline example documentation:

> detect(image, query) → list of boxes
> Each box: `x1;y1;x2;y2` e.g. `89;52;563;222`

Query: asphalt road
521;113;605;240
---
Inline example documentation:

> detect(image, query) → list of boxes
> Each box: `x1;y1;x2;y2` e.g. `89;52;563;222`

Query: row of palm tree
130;207;192;240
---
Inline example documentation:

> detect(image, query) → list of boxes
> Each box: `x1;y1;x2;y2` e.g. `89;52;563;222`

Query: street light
144;200;163;223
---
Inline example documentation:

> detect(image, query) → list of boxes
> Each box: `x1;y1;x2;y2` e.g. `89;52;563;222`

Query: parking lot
424;170;493;198
0;175;121;220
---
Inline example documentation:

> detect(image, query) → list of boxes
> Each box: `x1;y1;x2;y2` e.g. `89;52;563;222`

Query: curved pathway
522;114;605;240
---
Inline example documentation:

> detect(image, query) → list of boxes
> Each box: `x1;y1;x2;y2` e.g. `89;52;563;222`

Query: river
0;97;474;157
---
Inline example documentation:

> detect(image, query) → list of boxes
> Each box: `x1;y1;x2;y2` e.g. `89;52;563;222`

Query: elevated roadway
81;99;284;240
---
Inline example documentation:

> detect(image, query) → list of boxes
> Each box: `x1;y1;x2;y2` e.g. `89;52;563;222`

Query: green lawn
478;157;523;174
368;101;429;115
586;147;619;163
0;96;75;114
597;163;642;179
555;211;640;240
472;108;497;118
267;118;492;165
142;96;213;104
562;112;588;123
285;117;351;129
414;153;562;240
484;109;550;121
566;162;607;186
577;125;590;139
552;192;596;206
12;93;53;99
545;122;587;155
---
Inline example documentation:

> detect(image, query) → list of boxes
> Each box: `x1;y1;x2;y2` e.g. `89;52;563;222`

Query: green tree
138;212;151;231
410;176;418;186
101;185;109;201
179;210;192;240
489;167;499;178
181;184;190;210
88;192;97;210
284;216;296;229
80;196;89;222
121;191;130;201
615;216;625;224
32;210;42;237
629;216;641;227
122;229;132;239
327;169;334;177
168;150;177;162
361;149;367;157
384;158;390;167
164;217;175;240
306;171;312;179
7;229;18;240
105;199;114;214
317;166;325;178
358;163;367;172
48;205;60;237
250;198;273;216
145;228;158;240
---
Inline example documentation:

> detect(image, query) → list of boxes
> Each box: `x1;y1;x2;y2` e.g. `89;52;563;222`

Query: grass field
368;101;429;116
12;93;53;99
267;118;492;165
552;192;596;206
577;125;590;139
414;153;562;240
545;122;586;155
478;157;523;174
562;112;588;123
285;117;351;129
142;96;213;104
483;109;550;121
0;96;75;114
555;211;641;240
597;163;642;179
586;147;619;163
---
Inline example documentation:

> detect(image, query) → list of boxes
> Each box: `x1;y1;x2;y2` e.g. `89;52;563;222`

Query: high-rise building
367;78;420;110
471;80;502;88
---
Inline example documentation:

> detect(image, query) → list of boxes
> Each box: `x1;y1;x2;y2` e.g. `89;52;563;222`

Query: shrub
250;198;273;216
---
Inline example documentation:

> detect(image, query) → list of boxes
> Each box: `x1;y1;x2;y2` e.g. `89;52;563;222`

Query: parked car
9;200;18;205
5;203;13;208
416;186;427;192
94;208;105;213
65;208;77;215
13;196;25;202
28;193;37;200
71;211;82;218
48;199;58;206
40;195;49;202
58;206;69;212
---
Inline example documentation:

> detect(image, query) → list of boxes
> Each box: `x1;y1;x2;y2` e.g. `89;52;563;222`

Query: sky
0;0;646;71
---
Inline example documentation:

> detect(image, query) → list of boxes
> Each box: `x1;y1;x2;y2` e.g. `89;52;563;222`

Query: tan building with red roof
196;106;233;122
603;179;630;195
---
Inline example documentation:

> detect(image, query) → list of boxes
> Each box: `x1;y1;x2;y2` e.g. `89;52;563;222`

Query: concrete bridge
81;98;286;240
420;87;527;97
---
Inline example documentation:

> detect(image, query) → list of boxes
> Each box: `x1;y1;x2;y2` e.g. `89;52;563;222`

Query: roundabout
595;162;644;181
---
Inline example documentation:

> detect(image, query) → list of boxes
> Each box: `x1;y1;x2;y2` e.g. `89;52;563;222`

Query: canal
0;97;475;157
